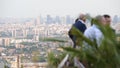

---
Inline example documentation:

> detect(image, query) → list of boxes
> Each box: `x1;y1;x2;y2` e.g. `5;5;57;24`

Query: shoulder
74;21;81;24
84;26;95;36
78;21;86;26
85;26;94;32
74;21;81;27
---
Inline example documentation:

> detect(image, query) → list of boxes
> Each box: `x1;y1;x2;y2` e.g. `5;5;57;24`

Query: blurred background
0;0;120;68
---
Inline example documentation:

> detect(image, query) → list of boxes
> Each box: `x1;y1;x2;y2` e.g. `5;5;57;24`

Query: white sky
0;0;120;18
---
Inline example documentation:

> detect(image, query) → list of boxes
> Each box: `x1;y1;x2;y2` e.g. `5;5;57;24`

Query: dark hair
103;14;110;18
75;18;79;22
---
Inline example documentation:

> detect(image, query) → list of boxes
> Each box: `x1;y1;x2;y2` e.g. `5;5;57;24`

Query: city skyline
0;0;120;18
0;0;120;68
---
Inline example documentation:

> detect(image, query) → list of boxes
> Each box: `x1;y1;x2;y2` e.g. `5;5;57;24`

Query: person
103;14;115;32
74;14;87;33
103;14;116;40
84;15;106;48
103;14;111;26
68;14;87;48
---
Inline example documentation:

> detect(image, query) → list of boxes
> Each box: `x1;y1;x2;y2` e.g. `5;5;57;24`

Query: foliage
21;65;24;68
47;52;67;68
48;18;120;68
116;33;120;37
4;65;9;68
32;51;40;63
61;18;120;68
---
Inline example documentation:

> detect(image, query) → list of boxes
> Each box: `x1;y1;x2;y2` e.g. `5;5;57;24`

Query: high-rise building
36;16;41;25
113;15;119;24
0;38;3;46
40;15;44;24
55;16;61;24
33;35;39;42
1;38;11;46
34;28;40;36
11;29;16;37
66;15;73;24
118;16;120;23
61;17;66;24
46;15;53;24
22;29;28;37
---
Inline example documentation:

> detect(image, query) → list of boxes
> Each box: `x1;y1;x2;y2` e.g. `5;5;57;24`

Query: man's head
103;14;111;26
78;14;86;22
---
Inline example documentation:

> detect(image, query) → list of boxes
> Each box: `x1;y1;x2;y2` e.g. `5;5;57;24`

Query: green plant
61;18;120;68
21;65;24;68
48;18;120;68
32;51;40;62
47;52;67;68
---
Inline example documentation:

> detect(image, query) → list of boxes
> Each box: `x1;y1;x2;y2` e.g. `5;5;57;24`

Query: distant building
15;44;24;48
66;15;74;24
118;17;120;23
22;29;28;37
113;15;119;23
61;17;66;24
40;15;44;24
0;62;4;68
115;23;120;33
33;35;39;42
0;58;10;68
55;16;61;24
0;38;3;46
36;16;41;25
46;15;53;24
34;28;40;36
11;30;16;37
0;38;11;46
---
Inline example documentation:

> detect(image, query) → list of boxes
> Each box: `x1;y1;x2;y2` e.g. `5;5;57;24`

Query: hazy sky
0;0;120;18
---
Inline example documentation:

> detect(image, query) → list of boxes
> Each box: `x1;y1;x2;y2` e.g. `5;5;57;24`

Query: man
103;14;111;26
74;14;87;33
103;14;115;32
68;14;87;48
84;15;106;48
103;14;116;40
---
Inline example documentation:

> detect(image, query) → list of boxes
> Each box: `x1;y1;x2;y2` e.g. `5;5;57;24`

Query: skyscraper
36;16;41;25
1;38;11;46
12;30;16;37
46;15;53;24
22;29;28;37
113;15;119;24
66;15;73;24
33;35;39;42
55;16;61;24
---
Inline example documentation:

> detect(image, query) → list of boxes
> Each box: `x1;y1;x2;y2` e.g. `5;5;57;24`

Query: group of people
68;13;113;48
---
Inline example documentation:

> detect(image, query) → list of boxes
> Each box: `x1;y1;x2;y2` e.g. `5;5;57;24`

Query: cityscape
0;15;73;68
1;0;120;67
0;14;120;68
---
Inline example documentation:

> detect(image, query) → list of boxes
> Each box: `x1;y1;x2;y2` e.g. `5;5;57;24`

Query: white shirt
78;19;85;24
84;24;103;47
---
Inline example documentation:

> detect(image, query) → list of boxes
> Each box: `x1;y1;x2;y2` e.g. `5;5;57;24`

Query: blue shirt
73;20;87;33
